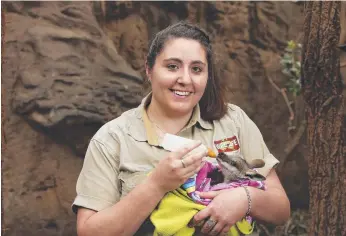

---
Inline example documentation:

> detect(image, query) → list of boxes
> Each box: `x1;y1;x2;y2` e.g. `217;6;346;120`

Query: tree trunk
302;2;346;236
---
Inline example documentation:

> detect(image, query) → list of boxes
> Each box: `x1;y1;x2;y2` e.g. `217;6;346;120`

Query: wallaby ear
245;170;266;181
248;159;265;169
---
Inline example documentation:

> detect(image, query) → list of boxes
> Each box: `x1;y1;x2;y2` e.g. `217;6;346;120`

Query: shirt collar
130;92;213;146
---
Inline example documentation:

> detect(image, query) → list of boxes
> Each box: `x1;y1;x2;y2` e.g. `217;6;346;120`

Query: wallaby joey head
216;152;266;183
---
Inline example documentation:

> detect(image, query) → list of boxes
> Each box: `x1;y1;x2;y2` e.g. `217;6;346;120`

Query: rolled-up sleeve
72;137;121;214
235;106;280;177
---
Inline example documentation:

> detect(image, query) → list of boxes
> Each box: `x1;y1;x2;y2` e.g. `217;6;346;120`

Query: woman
72;22;290;236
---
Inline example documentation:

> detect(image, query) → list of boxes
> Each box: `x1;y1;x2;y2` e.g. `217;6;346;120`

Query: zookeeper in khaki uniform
72;22;290;236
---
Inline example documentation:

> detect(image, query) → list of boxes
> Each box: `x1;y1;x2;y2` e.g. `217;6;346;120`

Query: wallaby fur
215;152;266;183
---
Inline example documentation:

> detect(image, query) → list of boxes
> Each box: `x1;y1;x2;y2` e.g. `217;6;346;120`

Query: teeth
173;90;190;96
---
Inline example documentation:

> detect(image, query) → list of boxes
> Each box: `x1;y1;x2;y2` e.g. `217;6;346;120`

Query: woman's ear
145;60;151;83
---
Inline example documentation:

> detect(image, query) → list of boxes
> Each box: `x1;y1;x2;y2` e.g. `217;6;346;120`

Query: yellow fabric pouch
150;187;255;236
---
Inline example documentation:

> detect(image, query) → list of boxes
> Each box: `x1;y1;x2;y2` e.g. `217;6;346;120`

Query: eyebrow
163;58;207;66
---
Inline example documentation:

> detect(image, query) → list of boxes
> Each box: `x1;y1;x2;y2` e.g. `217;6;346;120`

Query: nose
177;67;192;84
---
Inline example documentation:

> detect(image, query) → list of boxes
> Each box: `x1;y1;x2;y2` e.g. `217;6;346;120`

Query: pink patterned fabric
187;162;266;206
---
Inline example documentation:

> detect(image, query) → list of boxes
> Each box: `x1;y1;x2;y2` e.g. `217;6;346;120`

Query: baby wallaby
216;152;266;183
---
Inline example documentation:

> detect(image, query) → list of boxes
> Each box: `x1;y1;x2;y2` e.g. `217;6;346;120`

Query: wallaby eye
230;160;236;166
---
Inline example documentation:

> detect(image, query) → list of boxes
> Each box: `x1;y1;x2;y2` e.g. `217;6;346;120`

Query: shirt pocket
118;171;150;198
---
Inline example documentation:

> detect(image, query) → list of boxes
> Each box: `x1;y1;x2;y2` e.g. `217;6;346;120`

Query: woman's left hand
188;187;249;236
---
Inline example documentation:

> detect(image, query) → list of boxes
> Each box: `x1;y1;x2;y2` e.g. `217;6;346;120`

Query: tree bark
302;2;346;236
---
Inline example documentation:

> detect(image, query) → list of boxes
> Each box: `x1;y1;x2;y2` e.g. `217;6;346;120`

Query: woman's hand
148;141;207;194
188;188;249;236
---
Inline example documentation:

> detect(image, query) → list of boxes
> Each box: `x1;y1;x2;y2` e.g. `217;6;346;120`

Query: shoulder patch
214;136;240;153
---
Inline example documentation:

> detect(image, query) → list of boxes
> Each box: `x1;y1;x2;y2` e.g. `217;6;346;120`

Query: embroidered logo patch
214;136;240;153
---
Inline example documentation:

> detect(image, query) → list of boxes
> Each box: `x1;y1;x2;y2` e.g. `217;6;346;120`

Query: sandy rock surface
4;1;344;235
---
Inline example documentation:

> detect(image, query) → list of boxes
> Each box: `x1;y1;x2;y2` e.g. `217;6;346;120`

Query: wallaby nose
216;152;227;161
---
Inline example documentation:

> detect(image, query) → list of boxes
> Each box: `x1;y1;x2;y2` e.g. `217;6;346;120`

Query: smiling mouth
170;89;192;97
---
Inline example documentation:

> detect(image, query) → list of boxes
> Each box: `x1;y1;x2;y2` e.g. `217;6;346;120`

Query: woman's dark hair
146;21;227;121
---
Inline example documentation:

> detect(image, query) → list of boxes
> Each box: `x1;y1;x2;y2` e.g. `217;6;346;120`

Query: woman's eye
192;67;202;73
167;64;178;70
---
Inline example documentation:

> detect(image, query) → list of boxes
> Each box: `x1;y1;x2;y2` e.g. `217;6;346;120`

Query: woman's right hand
148;141;207;194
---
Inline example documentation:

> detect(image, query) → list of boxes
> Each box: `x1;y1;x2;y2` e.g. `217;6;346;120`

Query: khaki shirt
72;93;279;235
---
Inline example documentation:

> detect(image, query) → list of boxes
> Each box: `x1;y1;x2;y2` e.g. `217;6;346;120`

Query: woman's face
147;38;208;116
